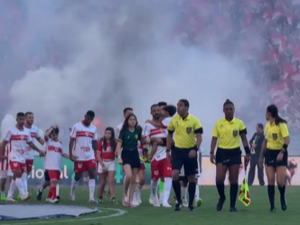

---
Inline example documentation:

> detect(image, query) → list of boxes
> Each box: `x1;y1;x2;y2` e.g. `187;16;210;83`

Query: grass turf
2;185;300;225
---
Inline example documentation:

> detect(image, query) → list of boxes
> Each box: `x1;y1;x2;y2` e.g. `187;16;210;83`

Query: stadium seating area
176;0;300;130
0;0;300;130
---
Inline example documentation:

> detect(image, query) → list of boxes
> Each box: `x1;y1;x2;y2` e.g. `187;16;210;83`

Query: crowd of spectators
0;0;300;131
176;0;300;131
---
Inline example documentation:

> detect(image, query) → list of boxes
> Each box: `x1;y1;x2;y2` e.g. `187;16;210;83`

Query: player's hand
70;155;77;162
145;136;151;144
39;151;45;156
118;157;123;165
166;151;171;162
53;123;58;128
189;149;196;158
244;153;250;168
277;151;284;162
101;163;106;171
258;157;263;168
210;153;216;164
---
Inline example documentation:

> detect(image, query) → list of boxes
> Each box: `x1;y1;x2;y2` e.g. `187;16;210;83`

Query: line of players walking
1;100;289;212
0;103;202;208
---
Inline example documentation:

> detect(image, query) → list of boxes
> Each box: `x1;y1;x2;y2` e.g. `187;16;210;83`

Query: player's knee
187;175;195;183
126;174;133;181
172;171;179;180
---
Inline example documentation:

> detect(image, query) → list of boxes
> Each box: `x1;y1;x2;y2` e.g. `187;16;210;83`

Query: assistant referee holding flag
259;104;290;212
210;99;250;212
166;99;203;211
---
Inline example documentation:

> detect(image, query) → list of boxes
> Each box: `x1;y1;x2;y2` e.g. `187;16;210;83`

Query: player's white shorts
0;169;13;179
97;160;115;173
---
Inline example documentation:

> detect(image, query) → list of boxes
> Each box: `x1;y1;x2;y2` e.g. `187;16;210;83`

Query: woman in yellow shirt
259;104;290;212
210;99;250;212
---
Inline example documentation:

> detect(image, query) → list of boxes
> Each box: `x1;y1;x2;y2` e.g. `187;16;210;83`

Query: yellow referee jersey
264;121;289;150
167;114;203;148
212;117;246;149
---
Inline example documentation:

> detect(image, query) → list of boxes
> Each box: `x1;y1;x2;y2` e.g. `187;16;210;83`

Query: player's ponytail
275;115;287;125
266;104;287;125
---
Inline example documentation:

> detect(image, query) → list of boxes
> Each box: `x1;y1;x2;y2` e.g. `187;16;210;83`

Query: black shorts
121;149;141;169
44;170;50;182
264;149;288;167
171;146;197;176
215;147;242;166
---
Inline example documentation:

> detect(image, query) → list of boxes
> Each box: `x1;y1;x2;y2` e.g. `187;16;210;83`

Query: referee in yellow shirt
259;104;290;212
210;99;250;212
166;99;203;211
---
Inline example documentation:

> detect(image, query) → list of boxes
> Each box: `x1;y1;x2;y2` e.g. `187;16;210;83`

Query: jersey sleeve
70;125;77;139
239;120;246;130
97;140;103;152
161;118;170;128
211;121;219;137
142;123;151;136
194;117;203;133
3;129;12;142
27;131;33;143
279;123;289;138
239;120;247;134
36;128;41;139
118;129;124;142
167;117;175;132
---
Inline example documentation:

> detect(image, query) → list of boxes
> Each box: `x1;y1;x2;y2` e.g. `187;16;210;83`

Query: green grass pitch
2;185;300;225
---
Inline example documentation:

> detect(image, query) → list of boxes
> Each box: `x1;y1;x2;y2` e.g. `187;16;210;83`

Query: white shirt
116;122;123;139
44;139;64;170
70;121;98;161
142;117;171;161
4;126;32;163
25;125;41;159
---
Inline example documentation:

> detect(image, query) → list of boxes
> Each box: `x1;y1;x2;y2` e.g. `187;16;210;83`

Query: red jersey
96;140;115;160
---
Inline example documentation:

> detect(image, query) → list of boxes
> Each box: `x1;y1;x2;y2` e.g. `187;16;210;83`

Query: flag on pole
238;170;251;206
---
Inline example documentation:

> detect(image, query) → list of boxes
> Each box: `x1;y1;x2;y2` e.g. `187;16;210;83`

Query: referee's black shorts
265;149;288;167
171;146;197;176
215;147;242;166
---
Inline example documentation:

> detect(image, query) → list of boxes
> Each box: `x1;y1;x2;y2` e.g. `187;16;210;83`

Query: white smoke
6;1;260;151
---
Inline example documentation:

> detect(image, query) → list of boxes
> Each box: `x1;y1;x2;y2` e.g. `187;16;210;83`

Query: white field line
1;207;127;225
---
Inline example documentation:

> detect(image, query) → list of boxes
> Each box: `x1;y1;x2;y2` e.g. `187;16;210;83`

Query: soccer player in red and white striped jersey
44;124;69;203
23;112;45;195
1;112;44;201
69;110;98;203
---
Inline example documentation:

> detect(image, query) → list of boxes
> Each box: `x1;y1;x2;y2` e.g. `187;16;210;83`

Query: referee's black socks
188;182;196;206
230;183;238;208
268;185;275;208
216;182;225;200
278;185;286;198
172;180;181;203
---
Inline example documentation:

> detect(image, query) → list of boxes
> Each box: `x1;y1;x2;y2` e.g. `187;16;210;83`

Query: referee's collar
222;117;236;124
181;113;190;120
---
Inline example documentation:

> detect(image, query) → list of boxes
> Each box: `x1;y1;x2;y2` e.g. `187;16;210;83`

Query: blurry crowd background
0;0;300;133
